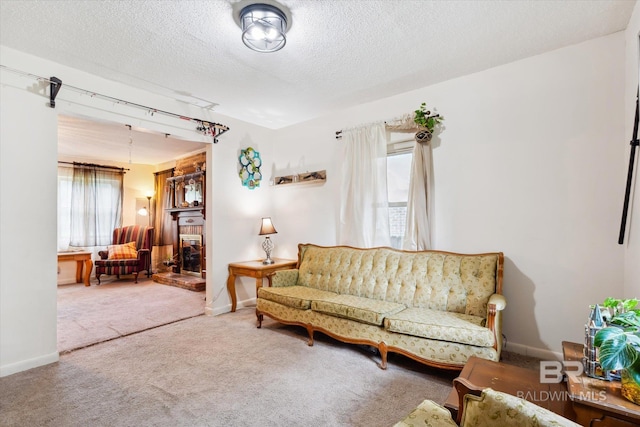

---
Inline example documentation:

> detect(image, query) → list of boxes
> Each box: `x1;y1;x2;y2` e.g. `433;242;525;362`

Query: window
387;139;414;249
57;165;124;250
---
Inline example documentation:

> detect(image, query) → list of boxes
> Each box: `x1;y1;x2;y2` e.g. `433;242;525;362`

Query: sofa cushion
384;307;495;347
311;294;406;326
460;388;580;427
257;286;338;310
393;399;458;427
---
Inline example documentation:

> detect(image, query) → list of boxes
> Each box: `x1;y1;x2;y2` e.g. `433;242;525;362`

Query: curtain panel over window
68;166;123;247
386;115;433;250
154;168;174;246
339;122;391;248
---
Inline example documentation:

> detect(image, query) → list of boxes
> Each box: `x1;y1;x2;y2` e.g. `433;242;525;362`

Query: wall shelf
272;170;326;186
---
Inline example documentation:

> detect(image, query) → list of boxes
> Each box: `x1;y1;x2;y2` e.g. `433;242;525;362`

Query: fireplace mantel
167;206;205;220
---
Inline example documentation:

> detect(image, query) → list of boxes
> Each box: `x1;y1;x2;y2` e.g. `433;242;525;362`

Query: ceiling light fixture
240;3;288;53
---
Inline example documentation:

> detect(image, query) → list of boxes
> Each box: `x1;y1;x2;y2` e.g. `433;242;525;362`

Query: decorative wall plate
239;147;262;189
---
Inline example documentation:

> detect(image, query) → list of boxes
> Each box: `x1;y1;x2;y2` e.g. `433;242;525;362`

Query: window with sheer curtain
57;165;123;250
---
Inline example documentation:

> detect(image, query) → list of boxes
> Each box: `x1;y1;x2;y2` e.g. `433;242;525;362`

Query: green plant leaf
627;356;640;384
613;312;640;328
595;327;639;371
623;299;639;311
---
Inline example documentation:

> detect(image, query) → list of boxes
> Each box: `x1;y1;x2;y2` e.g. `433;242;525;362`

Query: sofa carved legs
256;312;263;328
378;342;388;370
306;325;314;346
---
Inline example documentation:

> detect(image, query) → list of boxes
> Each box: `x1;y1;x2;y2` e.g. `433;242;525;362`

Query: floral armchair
394;377;579;427
95;225;154;284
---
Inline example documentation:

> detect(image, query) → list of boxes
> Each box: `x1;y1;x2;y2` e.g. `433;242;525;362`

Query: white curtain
386;115;433;250
69;165;123;247
403;140;433;250
339;123;391;247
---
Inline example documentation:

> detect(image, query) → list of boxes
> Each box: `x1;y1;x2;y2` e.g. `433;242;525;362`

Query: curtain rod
154;167;175;176
335;115;412;139
1;64;230;143
58;161;129;172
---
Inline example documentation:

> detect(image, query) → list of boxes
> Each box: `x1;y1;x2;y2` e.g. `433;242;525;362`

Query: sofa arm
98;250;108;260
137;248;150;259
488;293;506;311
268;269;299;287
486;293;506;357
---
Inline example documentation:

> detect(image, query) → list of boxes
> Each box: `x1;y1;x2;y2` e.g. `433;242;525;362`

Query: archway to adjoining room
56;113;209;353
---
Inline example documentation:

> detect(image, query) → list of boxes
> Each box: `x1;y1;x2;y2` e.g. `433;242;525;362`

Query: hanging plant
413;102;444;142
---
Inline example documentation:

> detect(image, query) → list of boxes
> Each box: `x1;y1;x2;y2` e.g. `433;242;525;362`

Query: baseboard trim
505;342;563;361
1;351;59;377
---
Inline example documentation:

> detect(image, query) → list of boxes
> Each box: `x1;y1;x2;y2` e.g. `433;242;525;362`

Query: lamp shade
240;3;287;53
259;217;277;235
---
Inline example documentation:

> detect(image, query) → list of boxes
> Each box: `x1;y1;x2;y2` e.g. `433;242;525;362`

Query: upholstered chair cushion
107;241;138;260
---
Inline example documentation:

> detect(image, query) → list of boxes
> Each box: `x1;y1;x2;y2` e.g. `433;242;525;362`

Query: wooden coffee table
444;356;574;421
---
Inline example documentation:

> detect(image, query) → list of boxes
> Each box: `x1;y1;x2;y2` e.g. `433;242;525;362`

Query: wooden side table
58;251;93;286
562;341;640;426
226;258;297;312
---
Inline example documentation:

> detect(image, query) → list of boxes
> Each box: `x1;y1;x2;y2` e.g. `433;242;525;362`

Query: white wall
1;66;59;376
624;2;640;298
206;116;277;315
272;33;627;359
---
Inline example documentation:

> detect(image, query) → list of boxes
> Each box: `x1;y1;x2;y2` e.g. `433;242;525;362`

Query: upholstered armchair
95;225;154;284
394;377;579;427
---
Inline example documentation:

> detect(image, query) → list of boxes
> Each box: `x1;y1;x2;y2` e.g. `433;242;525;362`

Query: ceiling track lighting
239;3;289;53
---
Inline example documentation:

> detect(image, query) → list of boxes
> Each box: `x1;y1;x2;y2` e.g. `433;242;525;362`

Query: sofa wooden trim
257;243;505;370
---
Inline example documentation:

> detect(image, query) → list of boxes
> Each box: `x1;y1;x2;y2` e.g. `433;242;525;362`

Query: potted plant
413;102;444;142
594;298;640;404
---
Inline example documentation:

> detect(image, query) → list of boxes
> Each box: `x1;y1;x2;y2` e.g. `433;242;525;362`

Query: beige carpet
1;306;542;427
57;277;205;353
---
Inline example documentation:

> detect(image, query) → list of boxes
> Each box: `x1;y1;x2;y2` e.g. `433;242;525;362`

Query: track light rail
1;64;230;143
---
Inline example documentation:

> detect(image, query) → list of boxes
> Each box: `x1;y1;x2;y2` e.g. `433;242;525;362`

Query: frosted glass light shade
240;3;287;53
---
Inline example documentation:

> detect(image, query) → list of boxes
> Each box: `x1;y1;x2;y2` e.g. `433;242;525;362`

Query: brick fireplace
152;154;207;291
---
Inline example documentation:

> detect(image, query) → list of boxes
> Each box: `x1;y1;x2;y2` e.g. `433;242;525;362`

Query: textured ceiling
0;0;636;163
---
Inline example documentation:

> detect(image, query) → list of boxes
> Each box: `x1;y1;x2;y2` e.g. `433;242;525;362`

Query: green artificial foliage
413;102;444;132
594;298;640;385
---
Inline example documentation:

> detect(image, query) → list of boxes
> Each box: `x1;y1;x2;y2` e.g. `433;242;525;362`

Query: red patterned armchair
95;225;154;284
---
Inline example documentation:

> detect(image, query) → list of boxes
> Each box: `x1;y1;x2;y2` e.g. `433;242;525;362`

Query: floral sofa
256;244;505;370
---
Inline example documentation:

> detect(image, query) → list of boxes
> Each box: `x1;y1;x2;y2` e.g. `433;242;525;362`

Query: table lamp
259;217;277;265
